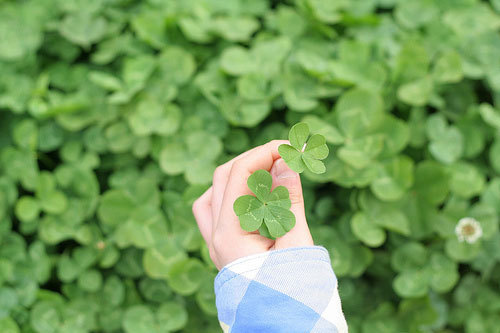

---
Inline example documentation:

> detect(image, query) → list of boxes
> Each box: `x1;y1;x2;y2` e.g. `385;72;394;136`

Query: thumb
270;158;313;247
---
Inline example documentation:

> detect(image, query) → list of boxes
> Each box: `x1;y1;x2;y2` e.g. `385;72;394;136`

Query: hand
192;140;314;270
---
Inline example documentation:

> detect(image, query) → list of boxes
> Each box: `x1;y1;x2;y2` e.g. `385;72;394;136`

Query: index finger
215;140;284;236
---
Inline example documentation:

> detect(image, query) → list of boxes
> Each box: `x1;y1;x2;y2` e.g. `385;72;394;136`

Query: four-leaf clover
278;122;329;174
233;169;296;239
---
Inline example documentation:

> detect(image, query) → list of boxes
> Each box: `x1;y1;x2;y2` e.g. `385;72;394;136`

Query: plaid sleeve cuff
214;246;348;333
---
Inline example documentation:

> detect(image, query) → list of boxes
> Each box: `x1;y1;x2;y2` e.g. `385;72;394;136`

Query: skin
192;140;314;270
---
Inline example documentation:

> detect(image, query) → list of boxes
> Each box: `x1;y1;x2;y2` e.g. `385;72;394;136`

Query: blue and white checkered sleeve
214;246;348;333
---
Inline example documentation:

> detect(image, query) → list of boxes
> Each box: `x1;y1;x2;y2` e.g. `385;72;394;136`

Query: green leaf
490;138;500;173
59;13;108;47
428;252;459;293
0;317;20;333
337;135;384;169
97;189;134;227
398;297;439;330
39;190;68;215
178;17;213;43
123;305;157;333
122;55;157;89
433;50;464;83
167;258;206;295
77;269;102;292
268;6;306;37
88;71;123;91
131;10;168;49
220;46;255;75
408;108;428;148
362;196;411;236
158;143;188;175
1;148;39;191
121;207;168;249
413;160;450;205
15;196;40;222
39;216;73;244
196;277;217;316
394;42;430;83
143;241;187;279
103;275;125;306
479;103;500;129
481;178;500;215
220;97;272;127
395;0;438;29
278;122;329;174
255;37;292;77
445;238;482;262
0;287;18;318
30;300;62;333
128;99;181;136
325;40;387;92
306;0;346;23
397;76;434;107
335;88;384;138
289;122;309;150
301;115;344;145
391;242;428;273
469;203;499;239
371;156;414;202
0;6;43;60
237;73;272;100
377;115;410;158
393;269;430;298
158;47;196;85
212;16;260;42
448;162;485;199
456;115;486;158
443;4;500;37
234;169;295;239
159;131;222;184
105;122;135;153
13;119;38;150
156;302;188;331
351;212;386;247
329;156;379;187
426;114;464;164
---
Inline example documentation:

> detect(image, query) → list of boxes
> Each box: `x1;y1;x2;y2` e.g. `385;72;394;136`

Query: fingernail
275;159;297;180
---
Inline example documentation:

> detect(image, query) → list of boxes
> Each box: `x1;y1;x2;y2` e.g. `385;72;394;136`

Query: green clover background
1;0;500;331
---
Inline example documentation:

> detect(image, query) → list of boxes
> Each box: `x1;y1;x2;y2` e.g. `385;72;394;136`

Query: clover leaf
426;114;464;164
233;169;295;239
159;131;223;185
278;122;329;174
0;317;19;333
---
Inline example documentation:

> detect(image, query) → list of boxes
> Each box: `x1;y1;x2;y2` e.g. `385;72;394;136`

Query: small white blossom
455;217;483;244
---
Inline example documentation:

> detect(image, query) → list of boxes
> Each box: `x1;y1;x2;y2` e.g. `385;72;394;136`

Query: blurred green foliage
1;0;500;332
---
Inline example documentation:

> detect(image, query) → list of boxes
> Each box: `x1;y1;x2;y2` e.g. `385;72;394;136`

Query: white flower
455;217;483;244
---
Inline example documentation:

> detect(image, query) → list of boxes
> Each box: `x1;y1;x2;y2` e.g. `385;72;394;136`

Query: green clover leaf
159;131;223;185
426;114;464;164
233;169;296;239
278;122;329;174
0;317;19;333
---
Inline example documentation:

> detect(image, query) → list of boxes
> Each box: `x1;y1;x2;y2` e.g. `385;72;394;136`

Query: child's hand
192;140;314;270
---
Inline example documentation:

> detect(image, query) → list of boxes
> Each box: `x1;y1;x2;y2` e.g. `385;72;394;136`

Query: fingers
211;146;260;228
192;187;213;245
270;159;314;248
216;140;285;236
